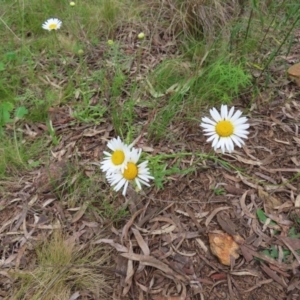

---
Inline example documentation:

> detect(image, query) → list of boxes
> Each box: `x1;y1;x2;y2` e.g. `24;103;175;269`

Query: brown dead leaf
274;138;290;145
152;297;184;300
71;202;89;223
280;237;300;265
234;155;262;166
258;188;281;210
210;273;226;280
205;206;230;227
287;63;300;86
295;194;300;207
184;204;202;231
122;243;134;296
15;244;27;269
240;191;256;219
242;279;273;293
293;137;300;145
93;238;128;252
82;128;106;137
120;253;189;282
230;270;259;276
132;228;150;255
264;167;300;173
121;207;145;244
28;223;61;229
150;225;176;235
237;173;258;189
260;263;287;288
196;238;208;253
287;278;300;292
209;231;240;266
224;185;245;195
150;216;176;225
216;212;236;236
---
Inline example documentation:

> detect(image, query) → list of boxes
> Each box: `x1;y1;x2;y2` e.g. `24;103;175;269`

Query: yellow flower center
111;150;125;165
49;23;57;30
123;162;138;180
215;120;234;137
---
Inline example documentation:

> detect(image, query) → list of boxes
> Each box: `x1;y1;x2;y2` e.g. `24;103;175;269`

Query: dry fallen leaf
209;231;240;266
71;202;89;223
288;63;300;86
120;253;189;282
258;188;281;210
295;194;300;207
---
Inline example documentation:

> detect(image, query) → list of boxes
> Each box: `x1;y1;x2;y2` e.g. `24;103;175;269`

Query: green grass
0;133;46;177
146;54;252;141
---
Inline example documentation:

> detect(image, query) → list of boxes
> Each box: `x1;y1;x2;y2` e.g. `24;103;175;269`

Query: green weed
213;186;226;196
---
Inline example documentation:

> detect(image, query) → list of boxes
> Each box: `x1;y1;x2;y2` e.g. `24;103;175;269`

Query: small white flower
106;148;153;196
100;137;131;174
42;18;62;31
200;104;250;153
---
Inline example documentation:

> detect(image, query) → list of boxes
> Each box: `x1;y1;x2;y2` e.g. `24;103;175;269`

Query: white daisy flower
42;18;62;31
106;148;154;196
200;104;250;153
100;136;131;174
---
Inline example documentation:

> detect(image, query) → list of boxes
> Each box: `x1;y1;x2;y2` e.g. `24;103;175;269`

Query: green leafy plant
0;102;14;133
261;245;291;262
256;209;277;227
257;210;300;262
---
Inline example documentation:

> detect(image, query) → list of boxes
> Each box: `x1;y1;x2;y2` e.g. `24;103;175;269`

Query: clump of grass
192;57;252;104
160;0;240;42
11;231;112;300
0;134;46;177
146;55;252;141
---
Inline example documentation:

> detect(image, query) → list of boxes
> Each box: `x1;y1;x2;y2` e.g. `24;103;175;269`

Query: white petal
114;178;126;192
138;174;153;182
211;136;219;148
135;178;142;190
234;123;249;130
204;132;215;137
201;117;216;126
227;106;235;119
121;181;128;196
233;117;248;126
221;105;228;119
227;137;235;152
210;108;222;122
203;129;217;134
220;140;226;153
200;123;215;130
231;110;243;122
207;134;217;142
137;178;150;186
129;147;142;163
234;128;249;135
234;131;249;139
216;138;225;153
231;135;244;147
103;151;111;157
